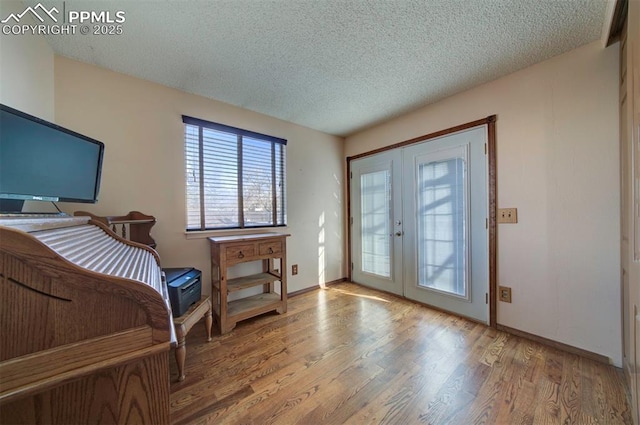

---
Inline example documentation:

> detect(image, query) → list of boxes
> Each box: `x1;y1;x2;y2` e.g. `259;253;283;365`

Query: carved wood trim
0;326;167;404
0;226;171;344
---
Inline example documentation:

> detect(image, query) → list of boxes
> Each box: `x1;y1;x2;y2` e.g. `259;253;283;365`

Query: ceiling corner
602;0;627;47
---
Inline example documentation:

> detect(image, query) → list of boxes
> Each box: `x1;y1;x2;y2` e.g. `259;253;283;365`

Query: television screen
0;104;104;211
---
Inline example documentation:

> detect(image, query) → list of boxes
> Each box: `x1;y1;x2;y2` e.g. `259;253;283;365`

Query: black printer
163;267;202;317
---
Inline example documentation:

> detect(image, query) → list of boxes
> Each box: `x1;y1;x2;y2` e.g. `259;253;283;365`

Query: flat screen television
0;104;104;213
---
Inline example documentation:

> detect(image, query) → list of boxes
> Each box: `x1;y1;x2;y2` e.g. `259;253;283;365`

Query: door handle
395;231;403;236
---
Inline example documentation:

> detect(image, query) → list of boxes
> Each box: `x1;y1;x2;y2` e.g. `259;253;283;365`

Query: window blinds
183;116;286;231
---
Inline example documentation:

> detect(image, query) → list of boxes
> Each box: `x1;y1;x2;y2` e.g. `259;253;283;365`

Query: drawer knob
238;251;244;258
268;247;274;254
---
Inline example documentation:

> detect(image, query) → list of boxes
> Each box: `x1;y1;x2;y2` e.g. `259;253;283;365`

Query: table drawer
225;244;256;262
259;240;283;256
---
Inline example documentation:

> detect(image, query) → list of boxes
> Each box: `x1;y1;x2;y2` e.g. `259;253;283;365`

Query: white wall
54;56;345;294
0;0;57;213
0;1;54;120
345;41;621;365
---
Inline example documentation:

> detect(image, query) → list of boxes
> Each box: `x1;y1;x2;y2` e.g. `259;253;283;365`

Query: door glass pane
417;158;467;296
360;170;391;278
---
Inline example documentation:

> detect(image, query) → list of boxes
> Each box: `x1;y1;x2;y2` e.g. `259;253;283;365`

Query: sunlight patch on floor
328;287;391;303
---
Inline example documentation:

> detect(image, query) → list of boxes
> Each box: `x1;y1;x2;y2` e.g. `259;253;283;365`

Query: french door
351;149;403;295
350;126;489;323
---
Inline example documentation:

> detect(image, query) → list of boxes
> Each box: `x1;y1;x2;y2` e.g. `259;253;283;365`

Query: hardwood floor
169;282;631;424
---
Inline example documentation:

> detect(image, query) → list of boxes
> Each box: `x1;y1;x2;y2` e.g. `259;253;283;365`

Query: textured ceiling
41;0;608;136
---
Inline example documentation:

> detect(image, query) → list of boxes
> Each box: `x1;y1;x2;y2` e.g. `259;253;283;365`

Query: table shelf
228;293;282;319
213;272;281;293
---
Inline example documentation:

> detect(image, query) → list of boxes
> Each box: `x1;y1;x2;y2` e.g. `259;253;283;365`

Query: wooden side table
208;233;290;334
173;295;213;381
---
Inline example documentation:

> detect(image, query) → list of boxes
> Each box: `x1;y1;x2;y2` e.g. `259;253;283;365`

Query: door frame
346;115;498;327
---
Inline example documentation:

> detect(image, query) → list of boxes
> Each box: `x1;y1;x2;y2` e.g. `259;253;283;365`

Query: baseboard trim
496;324;611;365
288;278;347;298
623;358;633;395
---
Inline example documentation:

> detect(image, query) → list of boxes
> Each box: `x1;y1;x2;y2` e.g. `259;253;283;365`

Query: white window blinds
183;116;286;231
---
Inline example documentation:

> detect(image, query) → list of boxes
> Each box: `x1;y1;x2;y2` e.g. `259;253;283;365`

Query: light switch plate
498;208;518;223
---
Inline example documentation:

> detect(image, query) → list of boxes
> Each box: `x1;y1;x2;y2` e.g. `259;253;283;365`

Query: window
183;115;286;231
360;169;391;278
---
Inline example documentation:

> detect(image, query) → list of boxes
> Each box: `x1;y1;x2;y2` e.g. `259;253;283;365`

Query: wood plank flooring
169;282;631;424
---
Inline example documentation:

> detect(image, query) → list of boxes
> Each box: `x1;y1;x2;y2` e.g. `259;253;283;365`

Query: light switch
498;208;518;223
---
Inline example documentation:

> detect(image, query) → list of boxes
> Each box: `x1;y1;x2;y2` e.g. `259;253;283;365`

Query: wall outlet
498;208;518;223
292;264;298;275
499;286;512;303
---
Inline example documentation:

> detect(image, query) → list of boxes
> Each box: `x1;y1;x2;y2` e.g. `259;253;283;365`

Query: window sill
184;226;290;240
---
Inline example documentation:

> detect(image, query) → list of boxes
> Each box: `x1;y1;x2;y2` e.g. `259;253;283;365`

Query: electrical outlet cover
499;286;512;303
